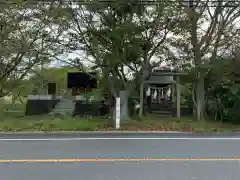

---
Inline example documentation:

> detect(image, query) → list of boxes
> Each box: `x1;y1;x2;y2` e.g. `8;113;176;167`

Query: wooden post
171;84;174;101
72;87;77;96
139;82;144;117
176;76;181;119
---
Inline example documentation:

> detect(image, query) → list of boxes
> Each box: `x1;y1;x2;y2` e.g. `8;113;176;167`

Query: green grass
119;116;240;132
1;100;239;132
0;114;109;132
0;109;239;132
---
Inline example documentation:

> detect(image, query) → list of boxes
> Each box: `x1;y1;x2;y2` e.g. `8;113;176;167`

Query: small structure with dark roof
139;68;187;119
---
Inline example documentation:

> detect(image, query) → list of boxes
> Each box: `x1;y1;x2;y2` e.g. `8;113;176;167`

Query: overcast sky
49;3;240;71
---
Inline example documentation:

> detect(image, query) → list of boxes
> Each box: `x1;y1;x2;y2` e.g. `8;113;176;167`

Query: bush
205;85;240;124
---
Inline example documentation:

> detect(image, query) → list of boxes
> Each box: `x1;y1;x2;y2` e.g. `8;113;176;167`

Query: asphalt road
1;132;240;180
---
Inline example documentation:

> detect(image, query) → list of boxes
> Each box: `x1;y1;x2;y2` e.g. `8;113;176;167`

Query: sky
49;3;240;70
50;52;81;67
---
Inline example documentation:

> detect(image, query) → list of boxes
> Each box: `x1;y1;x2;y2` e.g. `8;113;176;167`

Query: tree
170;0;240;120
57;0;181;99
0;2;65;98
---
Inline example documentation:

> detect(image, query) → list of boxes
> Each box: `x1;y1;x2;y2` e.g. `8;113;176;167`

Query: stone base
25;95;59;115
25;95;111;117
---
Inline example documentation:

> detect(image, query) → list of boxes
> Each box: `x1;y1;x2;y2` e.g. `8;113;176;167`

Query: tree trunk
119;90;130;121
188;4;205;121
195;72;205;120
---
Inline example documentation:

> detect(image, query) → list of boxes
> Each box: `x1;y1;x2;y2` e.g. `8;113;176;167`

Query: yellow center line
0;158;240;163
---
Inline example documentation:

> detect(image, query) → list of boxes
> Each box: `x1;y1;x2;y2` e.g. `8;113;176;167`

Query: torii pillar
176;75;181;119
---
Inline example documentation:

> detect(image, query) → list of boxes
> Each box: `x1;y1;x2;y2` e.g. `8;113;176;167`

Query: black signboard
67;72;97;88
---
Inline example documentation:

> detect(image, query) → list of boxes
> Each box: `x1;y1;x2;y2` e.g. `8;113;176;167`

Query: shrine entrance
139;69;186;119
148;85;172;104
145;83;174;117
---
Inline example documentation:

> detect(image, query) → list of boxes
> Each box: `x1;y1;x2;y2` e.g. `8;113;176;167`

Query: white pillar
115;97;120;129
176;76;181;119
139;83;144;117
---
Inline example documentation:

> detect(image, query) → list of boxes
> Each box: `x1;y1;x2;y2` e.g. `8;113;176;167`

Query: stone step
151;110;173;115
151;108;174;112
52;97;75;115
152;110;172;113
151;107;173;109
153;114;173;117
151;104;173;108
53;108;74;111
54;105;74;108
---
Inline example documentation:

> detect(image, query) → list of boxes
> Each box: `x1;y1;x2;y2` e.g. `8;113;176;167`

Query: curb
0;131;192;135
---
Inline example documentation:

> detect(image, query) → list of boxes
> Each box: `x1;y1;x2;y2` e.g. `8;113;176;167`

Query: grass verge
0;113;109;132
0;112;240;132
119;116;240;132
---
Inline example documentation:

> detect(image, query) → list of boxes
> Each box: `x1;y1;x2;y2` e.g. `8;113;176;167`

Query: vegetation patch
0;113;239;132
118;116;240;132
0;114;109;132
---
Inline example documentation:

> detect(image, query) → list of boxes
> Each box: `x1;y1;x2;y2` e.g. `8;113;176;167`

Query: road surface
0;132;240;180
